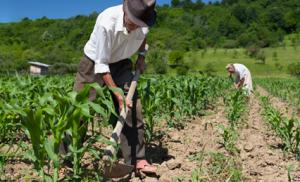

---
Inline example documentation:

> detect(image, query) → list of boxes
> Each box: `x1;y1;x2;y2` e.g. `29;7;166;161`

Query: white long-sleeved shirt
233;63;253;95
233;63;249;80
84;5;149;74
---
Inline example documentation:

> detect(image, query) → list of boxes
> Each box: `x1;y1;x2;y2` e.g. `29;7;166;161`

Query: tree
267;7;285;30
222;0;239;5
171;0;181;7
147;49;168;74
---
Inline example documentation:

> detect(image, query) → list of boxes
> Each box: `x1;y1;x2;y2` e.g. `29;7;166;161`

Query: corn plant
280;118;296;151
257;78;300;110
294;123;300;160
42;83;116;180
0;74;232;180
0;154;6;177
218;124;238;154
260;96;282;130
0;103;22;143
223;89;247;127
3;77;116;181
139;75;231;133
260;96;300;156
140;79;162;142
17;107;48;179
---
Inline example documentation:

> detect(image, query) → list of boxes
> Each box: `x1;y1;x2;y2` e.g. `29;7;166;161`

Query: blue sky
0;0;215;23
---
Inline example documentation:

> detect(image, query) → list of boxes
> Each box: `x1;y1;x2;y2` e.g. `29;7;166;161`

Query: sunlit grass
184;46;300;77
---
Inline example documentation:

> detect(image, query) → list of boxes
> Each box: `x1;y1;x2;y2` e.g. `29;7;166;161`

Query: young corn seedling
294;122;300;160
18;108;48;180
260;96;300;157
12;82;116;181
140;79;161;142
50;83;116;179
279;118;296;152
224;89;247;127
218;124;238;154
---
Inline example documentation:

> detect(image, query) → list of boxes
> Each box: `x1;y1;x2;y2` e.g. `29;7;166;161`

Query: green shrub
168;50;184;65
203;63;217;76
287;63;300;78
222;40;238;49
49;63;78;74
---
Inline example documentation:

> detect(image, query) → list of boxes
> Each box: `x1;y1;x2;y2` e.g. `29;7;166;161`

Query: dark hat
123;0;157;27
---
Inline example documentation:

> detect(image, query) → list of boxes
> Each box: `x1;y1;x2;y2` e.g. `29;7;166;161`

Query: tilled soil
124;100;231;182
237;93;300;182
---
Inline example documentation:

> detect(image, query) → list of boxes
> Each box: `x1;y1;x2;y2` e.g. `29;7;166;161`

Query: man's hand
236;78;245;89
136;57;146;73
101;72;132;111
116;94;132;111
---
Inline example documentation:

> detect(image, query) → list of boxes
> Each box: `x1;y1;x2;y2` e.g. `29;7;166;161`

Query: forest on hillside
0;0;299;73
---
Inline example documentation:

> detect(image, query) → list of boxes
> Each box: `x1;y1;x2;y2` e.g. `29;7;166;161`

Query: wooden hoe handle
103;70;141;159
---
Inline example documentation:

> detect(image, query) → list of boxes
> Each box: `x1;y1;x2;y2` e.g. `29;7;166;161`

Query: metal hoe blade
103;162;134;178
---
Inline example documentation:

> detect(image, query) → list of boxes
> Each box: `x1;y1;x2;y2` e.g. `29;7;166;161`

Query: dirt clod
166;159;181;170
244;143;254;152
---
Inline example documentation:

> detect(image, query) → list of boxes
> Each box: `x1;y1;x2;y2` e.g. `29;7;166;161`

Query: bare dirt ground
2;87;300;182
237;92;300;182
123;100;232;182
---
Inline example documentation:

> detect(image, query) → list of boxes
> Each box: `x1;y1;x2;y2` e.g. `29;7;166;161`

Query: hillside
0;0;300;75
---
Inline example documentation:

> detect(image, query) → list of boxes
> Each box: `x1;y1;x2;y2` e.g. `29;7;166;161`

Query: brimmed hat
123;0;157;27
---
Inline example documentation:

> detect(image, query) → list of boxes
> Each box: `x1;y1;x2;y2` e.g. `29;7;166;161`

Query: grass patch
183;46;300;77
189;151;242;182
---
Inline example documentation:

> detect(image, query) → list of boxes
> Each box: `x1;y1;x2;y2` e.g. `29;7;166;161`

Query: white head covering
226;64;234;70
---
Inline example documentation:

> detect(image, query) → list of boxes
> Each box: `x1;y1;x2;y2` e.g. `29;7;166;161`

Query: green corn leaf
76;85;91;102
43;107;55;115
88;101;106;116
79;103;91;118
44;138;59;167
44;174;53;182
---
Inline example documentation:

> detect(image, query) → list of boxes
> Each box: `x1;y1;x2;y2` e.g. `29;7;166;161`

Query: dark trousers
73;55;145;165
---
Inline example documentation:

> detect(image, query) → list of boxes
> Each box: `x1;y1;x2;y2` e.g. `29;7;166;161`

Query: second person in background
226;63;253;96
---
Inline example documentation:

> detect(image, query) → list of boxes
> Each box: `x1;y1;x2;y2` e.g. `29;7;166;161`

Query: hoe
103;70;140;178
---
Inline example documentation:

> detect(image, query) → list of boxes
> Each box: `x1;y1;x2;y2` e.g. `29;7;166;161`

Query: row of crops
189;88;248;181
220;89;248;154
260;96;300;158
0;74;231;181
256;78;300;110
256;78;300;158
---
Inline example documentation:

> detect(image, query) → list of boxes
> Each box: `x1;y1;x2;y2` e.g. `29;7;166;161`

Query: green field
1;74;300;181
183;46;299;78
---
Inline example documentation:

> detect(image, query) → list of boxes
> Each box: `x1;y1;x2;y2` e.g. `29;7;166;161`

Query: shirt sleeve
94;25;111;74
234;65;246;79
239;68;247;79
